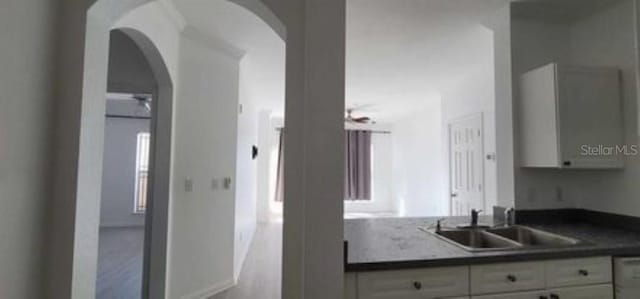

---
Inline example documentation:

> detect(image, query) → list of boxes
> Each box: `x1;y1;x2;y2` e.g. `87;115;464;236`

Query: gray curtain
345;130;372;201
274;129;372;202
275;129;285;202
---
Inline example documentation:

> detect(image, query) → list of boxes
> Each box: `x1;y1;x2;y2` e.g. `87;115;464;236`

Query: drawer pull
506;274;517;282
412;281;422;290
539;296;548;299
578;269;589;276
550;294;560;299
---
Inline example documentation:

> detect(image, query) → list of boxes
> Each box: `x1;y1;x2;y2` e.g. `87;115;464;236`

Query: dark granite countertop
344;216;640;272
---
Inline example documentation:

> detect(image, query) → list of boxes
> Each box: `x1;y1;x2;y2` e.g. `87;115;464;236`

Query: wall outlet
223;177;232;190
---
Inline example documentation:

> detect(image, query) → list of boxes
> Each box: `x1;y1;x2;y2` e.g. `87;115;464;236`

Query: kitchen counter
344;216;640;272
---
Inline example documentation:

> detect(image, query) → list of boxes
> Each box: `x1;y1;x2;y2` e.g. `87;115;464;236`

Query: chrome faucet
435;218;446;232
505;207;516;226
471;209;482;228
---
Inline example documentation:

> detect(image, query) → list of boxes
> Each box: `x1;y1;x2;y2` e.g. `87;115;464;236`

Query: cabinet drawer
470;262;545;294
548;284;613;299
357;266;469;299
472;290;547;299
545;257;612;288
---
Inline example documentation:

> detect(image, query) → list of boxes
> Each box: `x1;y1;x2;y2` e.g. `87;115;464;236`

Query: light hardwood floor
96;226;145;299
211;222;283;299
95;223;282;299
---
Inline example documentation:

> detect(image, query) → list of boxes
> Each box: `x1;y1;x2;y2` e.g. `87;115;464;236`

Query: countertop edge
345;245;640;272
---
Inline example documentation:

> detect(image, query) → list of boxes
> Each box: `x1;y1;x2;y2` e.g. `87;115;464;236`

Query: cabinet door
472;290;547;299
357;266;469;299
545;256;612;288
547;284;613;299
557;65;623;169
470;261;545;294
519;63;561;167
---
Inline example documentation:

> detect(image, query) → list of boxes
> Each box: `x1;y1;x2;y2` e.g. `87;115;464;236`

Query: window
134;132;150;213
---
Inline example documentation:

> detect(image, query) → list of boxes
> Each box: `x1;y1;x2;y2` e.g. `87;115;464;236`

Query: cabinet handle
550;294;560;299
506;274;517;282
563;161;572;166
578;269;589;276
539;296;548;299
412;281;422;290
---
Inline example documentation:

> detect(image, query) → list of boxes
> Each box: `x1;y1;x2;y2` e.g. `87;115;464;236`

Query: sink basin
486;226;582;247
432;229;523;252
420;225;586;252
456;224;492;229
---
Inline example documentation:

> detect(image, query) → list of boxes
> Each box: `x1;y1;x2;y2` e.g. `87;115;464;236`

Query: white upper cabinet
519;63;624;169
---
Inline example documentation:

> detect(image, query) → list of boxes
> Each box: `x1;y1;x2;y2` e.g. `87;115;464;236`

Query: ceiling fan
106;92;152;111
345;105;374;124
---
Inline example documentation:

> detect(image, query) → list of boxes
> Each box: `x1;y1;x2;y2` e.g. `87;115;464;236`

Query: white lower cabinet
356;266;469;299
471;290;548;299
547;284;614;299
545;257;612;288
470;261;545;294
349;257;613;299
471;284;613;299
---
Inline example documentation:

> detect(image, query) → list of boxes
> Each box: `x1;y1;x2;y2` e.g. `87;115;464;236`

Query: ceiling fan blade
353;117;371;123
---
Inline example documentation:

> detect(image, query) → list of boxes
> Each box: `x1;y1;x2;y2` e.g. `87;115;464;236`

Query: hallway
211;222;283;299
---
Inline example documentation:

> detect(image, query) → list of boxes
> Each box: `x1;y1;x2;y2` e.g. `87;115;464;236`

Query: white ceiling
346;0;506;121
172;0;286;115
170;0;506;121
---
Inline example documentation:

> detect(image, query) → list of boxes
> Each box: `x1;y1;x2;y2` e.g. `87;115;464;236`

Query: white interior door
449;114;484;216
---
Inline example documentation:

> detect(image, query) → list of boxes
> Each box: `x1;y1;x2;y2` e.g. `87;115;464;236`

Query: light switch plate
185;178;194;192
223;177;232;190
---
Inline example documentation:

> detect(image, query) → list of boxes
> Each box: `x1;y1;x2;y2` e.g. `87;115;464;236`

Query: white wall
234;62;259;280
488;3;517;209
0;0;56;297
100;101;150;227
256;110;275;223
568;0;639;216
511;0;639;214
392;100;447;217
168;36;241;298
389;26;496;218
441;26;497;213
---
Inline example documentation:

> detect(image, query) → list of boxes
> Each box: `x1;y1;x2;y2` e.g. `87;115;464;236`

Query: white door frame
447;112;486;216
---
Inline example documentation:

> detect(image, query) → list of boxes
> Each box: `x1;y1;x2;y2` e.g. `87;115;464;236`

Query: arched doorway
52;0;346;298
67;1;288;298
95;27;173;299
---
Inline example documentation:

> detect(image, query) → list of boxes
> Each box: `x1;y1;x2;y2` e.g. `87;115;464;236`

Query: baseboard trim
180;278;235;299
234;226;257;282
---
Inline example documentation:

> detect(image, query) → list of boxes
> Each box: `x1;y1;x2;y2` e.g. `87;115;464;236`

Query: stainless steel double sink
423;225;585;252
